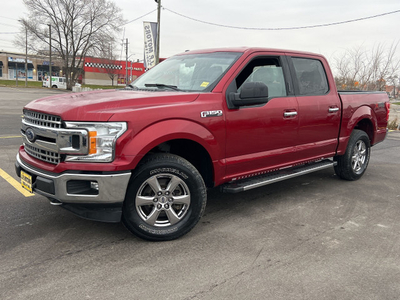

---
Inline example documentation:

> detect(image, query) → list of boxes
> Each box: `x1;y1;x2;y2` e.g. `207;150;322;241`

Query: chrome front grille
22;110;63;165
24;143;61;164
23;110;62;128
22;110;89;165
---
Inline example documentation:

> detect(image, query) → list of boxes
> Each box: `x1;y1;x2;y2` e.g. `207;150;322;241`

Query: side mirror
229;82;269;107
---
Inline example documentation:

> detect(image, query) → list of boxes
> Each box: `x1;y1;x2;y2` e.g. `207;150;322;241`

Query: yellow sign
21;170;33;193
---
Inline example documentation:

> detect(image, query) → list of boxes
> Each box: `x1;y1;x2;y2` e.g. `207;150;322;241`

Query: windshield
132;52;241;92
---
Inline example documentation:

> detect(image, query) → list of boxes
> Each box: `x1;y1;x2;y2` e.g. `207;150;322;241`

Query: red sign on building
83;57;145;84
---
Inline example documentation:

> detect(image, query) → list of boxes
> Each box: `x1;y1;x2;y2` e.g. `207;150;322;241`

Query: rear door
224;53;299;179
288;56;341;160
58;77;67;89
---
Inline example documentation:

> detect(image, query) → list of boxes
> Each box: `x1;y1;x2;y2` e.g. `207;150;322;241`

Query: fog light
67;180;99;195
91;181;99;191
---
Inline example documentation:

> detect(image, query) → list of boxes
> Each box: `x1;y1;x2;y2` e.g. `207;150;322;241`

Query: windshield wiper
144;83;181;91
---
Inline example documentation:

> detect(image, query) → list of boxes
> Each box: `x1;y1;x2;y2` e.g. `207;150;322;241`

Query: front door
224;54;300;180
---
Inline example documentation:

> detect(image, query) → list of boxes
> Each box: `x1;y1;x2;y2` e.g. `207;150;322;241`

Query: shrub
388;118;399;130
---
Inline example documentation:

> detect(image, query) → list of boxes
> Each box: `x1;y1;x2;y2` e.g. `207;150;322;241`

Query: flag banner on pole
143;22;158;69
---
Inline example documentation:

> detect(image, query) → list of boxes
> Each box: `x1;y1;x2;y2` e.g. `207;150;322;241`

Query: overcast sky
0;0;399;67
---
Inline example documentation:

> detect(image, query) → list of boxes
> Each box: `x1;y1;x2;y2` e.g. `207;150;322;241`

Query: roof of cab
174;47;325;59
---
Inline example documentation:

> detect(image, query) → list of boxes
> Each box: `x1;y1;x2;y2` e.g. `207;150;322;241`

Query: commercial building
0;51;145;85
0;51;62;81
83;56;145;86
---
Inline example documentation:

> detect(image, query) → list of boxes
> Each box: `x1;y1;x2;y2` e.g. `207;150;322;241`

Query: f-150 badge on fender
201;110;223;118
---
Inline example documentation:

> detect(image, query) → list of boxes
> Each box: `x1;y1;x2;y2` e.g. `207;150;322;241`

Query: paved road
1;87;400;300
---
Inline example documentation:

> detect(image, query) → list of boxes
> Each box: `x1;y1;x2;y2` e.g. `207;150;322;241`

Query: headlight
64;122;127;162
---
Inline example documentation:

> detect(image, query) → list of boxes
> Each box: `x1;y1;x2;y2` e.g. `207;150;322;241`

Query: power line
0;32;18;34
0;15;18;21
0;45;20;49
0;22;19;28
163;8;400;30
122;9;157;26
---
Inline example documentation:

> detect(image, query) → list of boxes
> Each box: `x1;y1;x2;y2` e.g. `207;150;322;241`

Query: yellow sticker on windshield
200;82;210;87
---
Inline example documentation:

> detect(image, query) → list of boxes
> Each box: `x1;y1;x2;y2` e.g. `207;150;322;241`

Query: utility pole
155;0;161;64
15;62;18;86
48;24;52;88
25;22;28;87
130;60;132;83
17;19;28;87
125;38;128;86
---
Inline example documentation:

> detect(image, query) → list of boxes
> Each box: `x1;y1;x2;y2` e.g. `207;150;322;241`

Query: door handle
284;111;298;117
329;107;339;113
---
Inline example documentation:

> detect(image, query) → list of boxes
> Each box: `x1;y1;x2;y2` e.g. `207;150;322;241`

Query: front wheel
122;154;207;241
334;129;371;181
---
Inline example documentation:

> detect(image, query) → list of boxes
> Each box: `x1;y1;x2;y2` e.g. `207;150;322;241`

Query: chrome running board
221;159;336;193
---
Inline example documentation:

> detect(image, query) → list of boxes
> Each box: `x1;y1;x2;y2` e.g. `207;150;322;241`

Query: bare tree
333;42;400;91
97;41;121;86
16;0;125;90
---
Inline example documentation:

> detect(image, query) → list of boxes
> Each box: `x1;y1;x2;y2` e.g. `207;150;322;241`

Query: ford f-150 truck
15;47;390;241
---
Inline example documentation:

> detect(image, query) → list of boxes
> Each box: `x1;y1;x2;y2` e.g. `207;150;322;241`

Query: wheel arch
337;105;377;155
354;118;374;143
120;119;222;188
144;139;214;188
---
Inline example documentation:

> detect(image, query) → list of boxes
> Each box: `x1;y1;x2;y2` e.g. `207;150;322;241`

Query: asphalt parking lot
1;86;400;300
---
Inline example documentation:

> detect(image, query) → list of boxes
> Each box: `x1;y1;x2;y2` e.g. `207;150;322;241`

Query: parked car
17;47;390;241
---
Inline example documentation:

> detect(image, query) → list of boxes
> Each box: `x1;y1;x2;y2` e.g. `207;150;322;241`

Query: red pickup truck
16;47;390;241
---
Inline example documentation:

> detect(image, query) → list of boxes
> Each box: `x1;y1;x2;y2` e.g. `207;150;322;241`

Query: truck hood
24;89;200;121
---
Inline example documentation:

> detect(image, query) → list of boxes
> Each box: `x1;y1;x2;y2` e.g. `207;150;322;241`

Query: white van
43;76;67;89
42;77;82;89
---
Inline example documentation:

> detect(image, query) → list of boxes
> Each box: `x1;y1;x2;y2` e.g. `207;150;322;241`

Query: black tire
122;154;207;241
334;129;371;181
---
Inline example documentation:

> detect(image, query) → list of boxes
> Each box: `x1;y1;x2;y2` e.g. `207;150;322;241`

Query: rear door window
292;58;329;96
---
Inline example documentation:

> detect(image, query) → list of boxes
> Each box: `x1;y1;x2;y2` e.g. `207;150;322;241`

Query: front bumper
15;153;131;205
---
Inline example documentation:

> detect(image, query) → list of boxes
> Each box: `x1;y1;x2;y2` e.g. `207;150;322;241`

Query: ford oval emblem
25;128;36;143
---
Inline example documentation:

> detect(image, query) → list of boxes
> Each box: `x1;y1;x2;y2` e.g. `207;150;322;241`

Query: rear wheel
334;129;370;181
122;154;207;241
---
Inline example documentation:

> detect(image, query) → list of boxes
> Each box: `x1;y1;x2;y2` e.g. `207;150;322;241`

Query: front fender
118;119;223;169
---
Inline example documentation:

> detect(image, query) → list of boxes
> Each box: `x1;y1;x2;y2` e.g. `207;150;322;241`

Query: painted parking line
0;168;34;197
0;136;21;139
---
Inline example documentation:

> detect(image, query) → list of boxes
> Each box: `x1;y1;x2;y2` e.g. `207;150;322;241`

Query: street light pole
155;0;161;64
125;38;128;86
48;24;52;88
